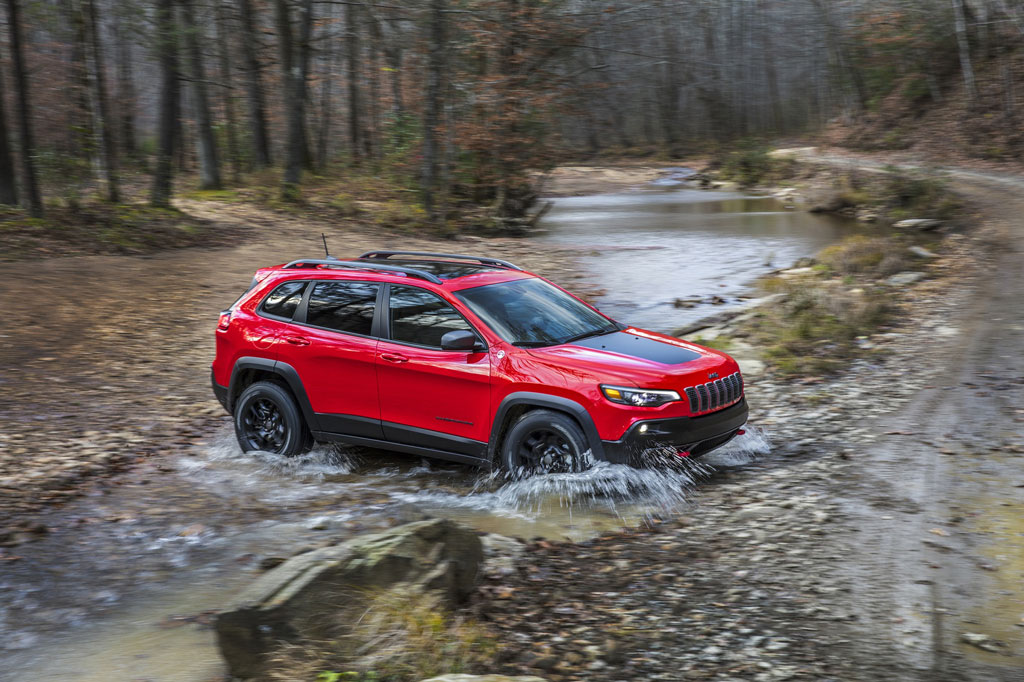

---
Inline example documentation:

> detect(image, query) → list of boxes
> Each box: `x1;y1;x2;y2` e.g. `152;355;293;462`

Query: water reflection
540;187;857;331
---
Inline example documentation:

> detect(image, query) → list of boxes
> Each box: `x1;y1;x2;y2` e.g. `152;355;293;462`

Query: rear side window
306;281;380;335
261;281;306;319
389;285;475;348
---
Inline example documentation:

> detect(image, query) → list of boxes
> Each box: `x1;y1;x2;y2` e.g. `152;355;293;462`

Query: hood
526;328;738;388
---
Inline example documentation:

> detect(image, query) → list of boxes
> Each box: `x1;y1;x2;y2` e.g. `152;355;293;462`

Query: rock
215;519;483;679
894;218;943;231
961;632;1004;652
908;245;938;259
885;272;927;286
481;533;526;576
421;677;548;682
733;505;779;521
856;211;879;223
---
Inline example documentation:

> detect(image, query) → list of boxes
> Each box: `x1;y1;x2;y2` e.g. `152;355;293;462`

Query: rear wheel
234;381;311;457
500;409;591;475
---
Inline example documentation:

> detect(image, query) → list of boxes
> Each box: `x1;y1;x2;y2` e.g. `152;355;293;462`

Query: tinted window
454;277;618;347
261;281;306;319
389;285;475;348
306;281;380;335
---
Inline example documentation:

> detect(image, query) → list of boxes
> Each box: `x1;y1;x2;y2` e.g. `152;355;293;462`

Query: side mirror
441;329;483;352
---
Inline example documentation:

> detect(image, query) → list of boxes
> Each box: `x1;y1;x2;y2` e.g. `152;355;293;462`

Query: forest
1;0;1023;228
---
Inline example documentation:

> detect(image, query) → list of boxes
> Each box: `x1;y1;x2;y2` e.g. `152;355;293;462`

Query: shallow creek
1;178;854;680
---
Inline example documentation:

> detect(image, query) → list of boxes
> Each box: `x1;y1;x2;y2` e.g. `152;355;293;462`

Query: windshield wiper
560;326;618;345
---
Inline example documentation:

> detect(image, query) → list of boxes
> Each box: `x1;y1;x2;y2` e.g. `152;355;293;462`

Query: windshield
454;278;620;347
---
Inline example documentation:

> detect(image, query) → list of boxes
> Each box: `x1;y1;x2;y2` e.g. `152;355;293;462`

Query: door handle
381;352;408;363
284;336;310;346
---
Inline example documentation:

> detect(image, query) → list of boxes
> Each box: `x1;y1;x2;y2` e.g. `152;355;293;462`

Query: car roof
260;257;537;292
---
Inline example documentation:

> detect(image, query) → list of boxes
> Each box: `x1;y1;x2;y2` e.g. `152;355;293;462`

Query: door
377;284;491;456
274;280;383;438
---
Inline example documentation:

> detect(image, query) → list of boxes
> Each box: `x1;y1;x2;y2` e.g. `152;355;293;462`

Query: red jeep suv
211;252;748;473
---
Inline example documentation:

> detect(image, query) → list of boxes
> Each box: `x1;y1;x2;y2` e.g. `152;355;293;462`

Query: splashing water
702;425;772;467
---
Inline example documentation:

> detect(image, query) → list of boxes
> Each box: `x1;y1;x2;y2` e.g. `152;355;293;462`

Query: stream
0;176;855;681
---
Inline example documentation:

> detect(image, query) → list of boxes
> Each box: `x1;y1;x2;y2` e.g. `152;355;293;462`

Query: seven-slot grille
684;372;743;413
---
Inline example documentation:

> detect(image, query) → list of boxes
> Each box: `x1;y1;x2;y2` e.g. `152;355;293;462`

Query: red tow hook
676;450;691;458
736;429;746;436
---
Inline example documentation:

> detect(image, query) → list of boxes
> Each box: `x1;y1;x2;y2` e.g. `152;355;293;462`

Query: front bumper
600;398;749;464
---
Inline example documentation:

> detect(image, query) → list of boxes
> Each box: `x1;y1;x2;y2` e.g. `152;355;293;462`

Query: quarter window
389;285;476;348
306;281;380;335
261;281;306;319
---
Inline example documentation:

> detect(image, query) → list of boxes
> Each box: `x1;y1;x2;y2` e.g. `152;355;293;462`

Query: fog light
639;424;648;434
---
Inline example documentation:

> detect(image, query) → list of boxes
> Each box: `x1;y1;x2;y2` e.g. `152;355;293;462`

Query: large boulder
216;518;483;679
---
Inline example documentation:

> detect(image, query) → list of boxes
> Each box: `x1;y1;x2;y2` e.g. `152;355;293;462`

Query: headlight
601;385;681;407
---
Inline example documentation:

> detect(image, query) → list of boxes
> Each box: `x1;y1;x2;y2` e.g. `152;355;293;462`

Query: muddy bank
539;162;671;196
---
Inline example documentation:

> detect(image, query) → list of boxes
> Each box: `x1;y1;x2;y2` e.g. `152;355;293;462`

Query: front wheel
234;381;311;457
500;409;592;475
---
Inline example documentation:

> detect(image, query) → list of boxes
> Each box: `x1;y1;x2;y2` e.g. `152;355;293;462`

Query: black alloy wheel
501;409;591;475
233;381;311;457
242;397;287;452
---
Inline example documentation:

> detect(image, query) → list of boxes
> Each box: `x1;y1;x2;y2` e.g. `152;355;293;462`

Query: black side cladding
570;331;702;365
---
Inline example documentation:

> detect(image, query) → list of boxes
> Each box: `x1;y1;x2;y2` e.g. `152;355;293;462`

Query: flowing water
539;177;856;331
1;176;847;680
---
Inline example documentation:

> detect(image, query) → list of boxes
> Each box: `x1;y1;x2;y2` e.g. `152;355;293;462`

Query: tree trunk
296;0;314;170
276;0;314;193
182;0;222;190
216;1;242;183
151;0;180;207
237;0;272;167
0;60;18;205
5;0;43;216
65;0;93;161
952;0;978;106
345;1;362;164
420;0;445;222
112;10;137;160
386;24;404;117
85;0;120;202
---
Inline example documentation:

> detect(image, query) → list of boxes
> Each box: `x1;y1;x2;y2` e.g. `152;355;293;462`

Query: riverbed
0;177;856;681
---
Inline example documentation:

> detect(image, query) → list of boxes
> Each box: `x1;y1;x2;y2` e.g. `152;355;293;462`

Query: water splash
178;429;358;481
702;425;772;467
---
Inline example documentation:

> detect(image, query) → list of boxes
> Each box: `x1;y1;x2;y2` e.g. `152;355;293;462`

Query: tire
233;381;312;457
500;409;592;475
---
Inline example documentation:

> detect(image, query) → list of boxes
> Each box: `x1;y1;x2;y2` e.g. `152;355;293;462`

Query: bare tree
237;0;272;168
112;10;137;160
0;55;17;205
151;0;180;207
420;0;446;223
952;0;978;106
276;0;315;194
5;0;43;216
216;1;242;182
181;0;223;190
85;0;120;201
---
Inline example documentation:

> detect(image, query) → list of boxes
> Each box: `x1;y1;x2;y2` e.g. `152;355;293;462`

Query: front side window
389;285;476;348
454;277;619;347
261;280;306;319
306;281;380;335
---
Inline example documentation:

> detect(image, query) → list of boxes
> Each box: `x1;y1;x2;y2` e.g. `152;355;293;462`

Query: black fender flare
487;391;605;462
228;357;320;432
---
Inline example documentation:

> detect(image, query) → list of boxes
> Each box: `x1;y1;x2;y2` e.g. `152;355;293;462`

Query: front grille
684;371;743;413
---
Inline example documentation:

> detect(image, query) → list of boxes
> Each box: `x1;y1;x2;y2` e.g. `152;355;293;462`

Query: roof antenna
321;233;332;259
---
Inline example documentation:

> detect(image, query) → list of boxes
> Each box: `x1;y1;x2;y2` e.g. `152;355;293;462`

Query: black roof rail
280;258;443;284
357;250;524;271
